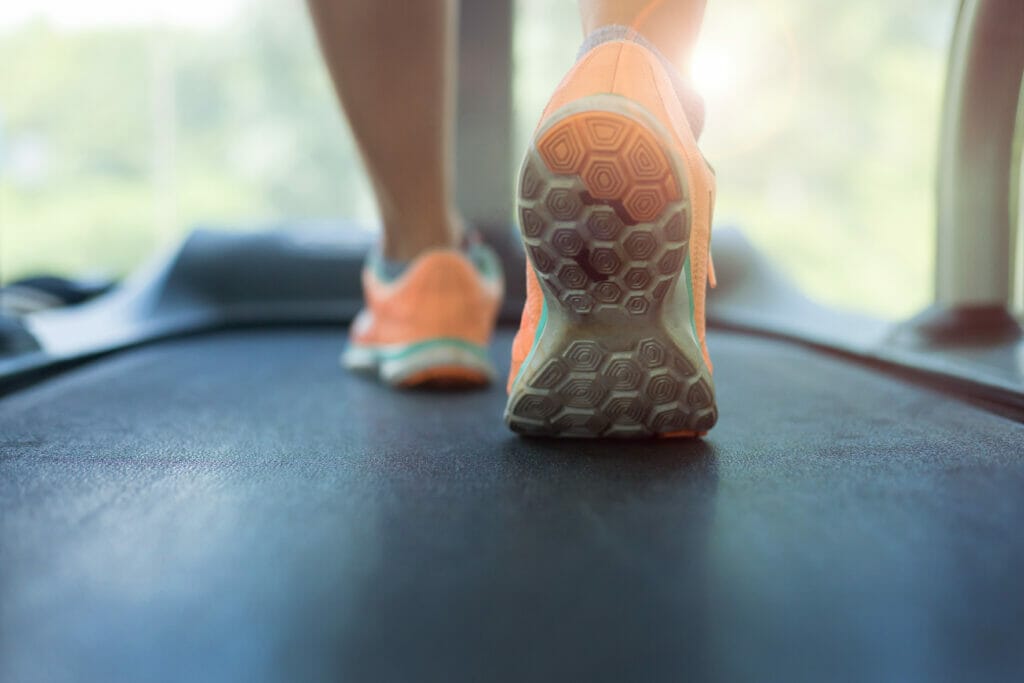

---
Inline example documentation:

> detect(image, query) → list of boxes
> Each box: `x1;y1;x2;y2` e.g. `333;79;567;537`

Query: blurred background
0;0;956;319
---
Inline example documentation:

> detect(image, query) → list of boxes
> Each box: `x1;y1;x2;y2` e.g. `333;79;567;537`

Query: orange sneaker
344;244;503;387
505;37;718;437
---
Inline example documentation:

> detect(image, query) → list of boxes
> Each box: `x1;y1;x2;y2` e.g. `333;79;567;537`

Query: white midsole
341;341;495;385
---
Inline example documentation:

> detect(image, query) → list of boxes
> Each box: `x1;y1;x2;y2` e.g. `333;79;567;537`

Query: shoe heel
517;102;691;323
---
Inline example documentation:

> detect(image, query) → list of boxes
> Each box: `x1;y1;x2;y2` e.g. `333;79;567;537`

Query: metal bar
455;0;515;227
935;0;1024;307
455;0;526;319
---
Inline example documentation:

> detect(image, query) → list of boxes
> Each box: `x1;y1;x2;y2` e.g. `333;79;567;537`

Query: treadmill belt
1;327;1022;682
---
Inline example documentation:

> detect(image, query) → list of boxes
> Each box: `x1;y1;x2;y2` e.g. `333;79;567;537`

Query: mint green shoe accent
366;242;504;285
466;242;504;284
366;249;404;283
343;336;495;386
683;259;699;343
509;299;548;391
374;337;490;362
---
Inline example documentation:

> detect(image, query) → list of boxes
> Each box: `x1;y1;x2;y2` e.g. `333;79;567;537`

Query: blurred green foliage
516;0;956;318
0;2;375;282
1;0;955;319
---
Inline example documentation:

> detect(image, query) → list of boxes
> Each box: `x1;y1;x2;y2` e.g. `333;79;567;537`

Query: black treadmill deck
1;328;1022;682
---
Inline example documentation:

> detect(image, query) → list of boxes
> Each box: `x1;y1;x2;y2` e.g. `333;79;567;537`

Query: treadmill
2;1;1023;681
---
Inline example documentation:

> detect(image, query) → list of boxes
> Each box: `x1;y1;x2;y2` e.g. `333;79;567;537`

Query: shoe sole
505;95;717;438
343;339;494;388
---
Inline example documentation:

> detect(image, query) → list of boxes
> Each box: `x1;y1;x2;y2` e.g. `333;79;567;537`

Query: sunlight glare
0;0;242;28
691;44;737;100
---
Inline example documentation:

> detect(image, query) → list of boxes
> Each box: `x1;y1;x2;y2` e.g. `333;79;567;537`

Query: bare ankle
381;212;464;261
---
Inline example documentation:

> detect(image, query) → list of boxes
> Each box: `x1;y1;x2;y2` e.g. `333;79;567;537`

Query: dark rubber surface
2;327;1023;682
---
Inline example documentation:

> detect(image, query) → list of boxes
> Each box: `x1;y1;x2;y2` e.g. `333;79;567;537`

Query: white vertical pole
935;0;1024;309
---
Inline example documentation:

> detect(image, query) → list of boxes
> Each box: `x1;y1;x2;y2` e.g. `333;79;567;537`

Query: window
0;0;375;284
3;0;962;322
515;0;958;319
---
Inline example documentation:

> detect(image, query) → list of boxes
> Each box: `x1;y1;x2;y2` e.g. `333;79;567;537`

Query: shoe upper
508;39;716;392
351;247;504;348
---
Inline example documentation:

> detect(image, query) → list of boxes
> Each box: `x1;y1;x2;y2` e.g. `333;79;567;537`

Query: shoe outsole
505;96;717;438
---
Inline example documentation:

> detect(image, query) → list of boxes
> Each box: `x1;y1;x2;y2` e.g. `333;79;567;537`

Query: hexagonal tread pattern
509;105;714;438
506;336;717;438
517;110;691;318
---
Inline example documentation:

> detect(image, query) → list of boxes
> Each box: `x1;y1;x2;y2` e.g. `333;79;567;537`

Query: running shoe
505;38;718;437
344;244;503;387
